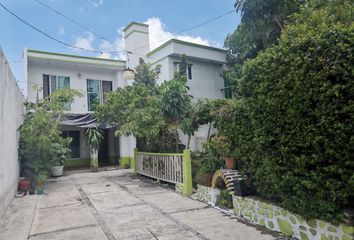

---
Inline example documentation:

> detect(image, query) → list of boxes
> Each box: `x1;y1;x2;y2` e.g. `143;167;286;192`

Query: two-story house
25;22;227;168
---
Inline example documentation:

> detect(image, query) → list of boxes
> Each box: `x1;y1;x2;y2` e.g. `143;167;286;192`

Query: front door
98;129;109;166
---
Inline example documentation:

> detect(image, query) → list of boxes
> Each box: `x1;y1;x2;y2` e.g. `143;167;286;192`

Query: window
43;74;71;110
61;131;80;158
174;62;193;80
87;79;112;111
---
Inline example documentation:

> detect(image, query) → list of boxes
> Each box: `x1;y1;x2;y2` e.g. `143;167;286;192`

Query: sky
0;0;240;92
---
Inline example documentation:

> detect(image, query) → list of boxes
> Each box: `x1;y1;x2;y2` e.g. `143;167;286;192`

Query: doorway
98;129;109;166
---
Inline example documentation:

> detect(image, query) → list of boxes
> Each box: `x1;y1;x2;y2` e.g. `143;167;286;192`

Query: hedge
223;0;354;223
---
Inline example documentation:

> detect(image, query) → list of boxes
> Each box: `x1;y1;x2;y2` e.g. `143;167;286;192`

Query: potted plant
35;171;48;195
85;128;103;172
210;135;235;169
51;141;71;177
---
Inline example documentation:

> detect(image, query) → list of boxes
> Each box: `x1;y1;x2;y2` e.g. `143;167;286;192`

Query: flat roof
27;49;125;63
147;38;227;57
27;49;126;68
123;22;149;32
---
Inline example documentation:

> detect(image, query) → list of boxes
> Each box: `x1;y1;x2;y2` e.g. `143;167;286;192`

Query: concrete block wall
0;48;24;217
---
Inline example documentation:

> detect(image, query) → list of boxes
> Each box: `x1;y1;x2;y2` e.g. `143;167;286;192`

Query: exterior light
122;68;135;80
123;50;135;80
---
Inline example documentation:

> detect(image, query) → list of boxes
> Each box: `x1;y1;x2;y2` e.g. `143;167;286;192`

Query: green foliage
191;151;224;187
19;88;82;181
224;0;304;94
216;189;233;209
224;0;354;223
159;79;192;124
209;135;232;158
85;128;103;153
174;54;188;83
97;55;192;152
134;58;161;86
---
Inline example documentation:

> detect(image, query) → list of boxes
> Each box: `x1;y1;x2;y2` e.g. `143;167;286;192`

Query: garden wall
0;48;24;217
192;185;353;240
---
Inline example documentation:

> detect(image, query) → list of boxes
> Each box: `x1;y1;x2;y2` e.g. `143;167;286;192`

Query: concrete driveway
0;169;278;240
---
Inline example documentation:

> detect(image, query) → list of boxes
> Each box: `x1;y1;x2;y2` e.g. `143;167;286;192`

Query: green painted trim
65;158;90;167
120;157;131;168
125;30;149;39
27;49;126;64
29;55;125;68
147;38;227;57
136;151;183;156
148;56;169;66
182;149;193;196
123;22;149;32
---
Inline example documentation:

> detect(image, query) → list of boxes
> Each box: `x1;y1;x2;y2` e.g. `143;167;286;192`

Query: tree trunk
187;134;191;149
207;122;212;140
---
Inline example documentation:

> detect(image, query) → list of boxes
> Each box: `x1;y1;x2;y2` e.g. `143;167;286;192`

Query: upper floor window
43;74;70;110
174;63;193;80
87;79;112;111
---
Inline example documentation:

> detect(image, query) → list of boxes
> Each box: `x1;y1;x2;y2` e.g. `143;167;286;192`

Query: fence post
182;149;192;196
132;148;137;174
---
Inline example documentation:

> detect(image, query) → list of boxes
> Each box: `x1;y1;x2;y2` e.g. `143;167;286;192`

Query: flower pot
224;157;234;170
52;165;64;177
36;181;45;195
18;178;31;192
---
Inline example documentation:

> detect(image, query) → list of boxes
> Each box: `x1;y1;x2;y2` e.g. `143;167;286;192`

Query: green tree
85;128;103;171
224;0;304;95
227;0;353;223
134;58;161;86
19;88;82;182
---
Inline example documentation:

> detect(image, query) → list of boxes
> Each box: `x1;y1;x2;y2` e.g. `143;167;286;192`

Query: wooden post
182;149;192;196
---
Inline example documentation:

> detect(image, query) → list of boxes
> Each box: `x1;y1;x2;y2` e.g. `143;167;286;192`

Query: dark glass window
174;63;193;80
87;79;112;111
43;74;70;110
187;65;192;80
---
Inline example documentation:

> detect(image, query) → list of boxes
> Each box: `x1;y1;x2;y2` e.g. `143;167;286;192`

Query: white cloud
72;18;216;60
144;17;210;51
78;6;85;13
73;32;95;51
57;26;65;35
88;0;103;8
97;28;125;60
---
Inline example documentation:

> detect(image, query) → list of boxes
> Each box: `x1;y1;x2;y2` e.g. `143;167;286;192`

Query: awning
61;114;114;129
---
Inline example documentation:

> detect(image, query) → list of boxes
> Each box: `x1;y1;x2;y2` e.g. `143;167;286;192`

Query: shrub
216;189;233;210
191;151;223;187
225;0;354;223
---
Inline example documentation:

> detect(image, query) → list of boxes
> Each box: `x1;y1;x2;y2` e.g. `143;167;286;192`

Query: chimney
123;22;150;69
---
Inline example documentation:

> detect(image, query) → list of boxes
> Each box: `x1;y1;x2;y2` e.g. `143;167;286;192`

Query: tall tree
134;58;161;86
224;0;304;94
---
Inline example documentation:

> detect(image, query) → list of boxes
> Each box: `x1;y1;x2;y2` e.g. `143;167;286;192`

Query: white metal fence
135;152;184;184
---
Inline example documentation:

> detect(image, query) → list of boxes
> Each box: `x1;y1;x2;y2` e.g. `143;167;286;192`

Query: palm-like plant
85;128;103;171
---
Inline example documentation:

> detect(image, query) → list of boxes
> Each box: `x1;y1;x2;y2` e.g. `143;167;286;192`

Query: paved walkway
0;170;278;240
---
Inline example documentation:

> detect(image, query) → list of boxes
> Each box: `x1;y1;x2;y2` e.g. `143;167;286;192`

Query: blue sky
0;0;240;91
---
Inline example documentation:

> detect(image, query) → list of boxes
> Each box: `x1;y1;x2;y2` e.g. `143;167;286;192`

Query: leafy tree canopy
222;0;354;223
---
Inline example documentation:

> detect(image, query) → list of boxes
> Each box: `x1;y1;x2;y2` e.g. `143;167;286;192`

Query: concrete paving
0;169;279;240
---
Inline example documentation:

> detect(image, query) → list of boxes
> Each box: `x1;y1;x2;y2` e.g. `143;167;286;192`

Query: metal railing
133;149;192;195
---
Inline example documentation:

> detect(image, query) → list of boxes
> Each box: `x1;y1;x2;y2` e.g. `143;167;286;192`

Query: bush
216;189;233;210
191;151;223;187
226;0;354;223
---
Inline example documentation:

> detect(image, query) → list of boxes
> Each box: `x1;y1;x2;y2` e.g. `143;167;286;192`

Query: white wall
168;57;225;99
0;48;24;217
27;61;123;114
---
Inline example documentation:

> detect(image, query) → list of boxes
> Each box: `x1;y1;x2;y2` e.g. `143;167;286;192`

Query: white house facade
25;22;227;168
